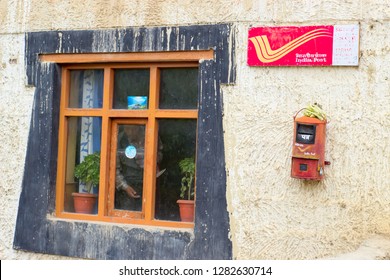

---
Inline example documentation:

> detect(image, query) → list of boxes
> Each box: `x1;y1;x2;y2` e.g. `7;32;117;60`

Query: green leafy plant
303;103;327;121
74;152;100;193
179;157;195;200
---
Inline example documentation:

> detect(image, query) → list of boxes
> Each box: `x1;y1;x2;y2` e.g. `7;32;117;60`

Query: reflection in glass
154;119;197;221
159;68;198;109
64;117;102;213
114;124;145;211
113;69;150;109
69;70;103;108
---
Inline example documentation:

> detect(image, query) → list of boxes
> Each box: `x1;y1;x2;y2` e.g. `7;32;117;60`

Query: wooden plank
107;120;118;215
63;109;197;118
97;67;112;217
55;213;194;228
63;109;103;117
50;62;198;70
106;110;149;118
154;110;198;118
40;51;214;64
143;67;159;222
55;68;69;216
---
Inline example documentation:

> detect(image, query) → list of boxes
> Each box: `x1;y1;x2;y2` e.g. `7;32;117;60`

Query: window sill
47;214;195;232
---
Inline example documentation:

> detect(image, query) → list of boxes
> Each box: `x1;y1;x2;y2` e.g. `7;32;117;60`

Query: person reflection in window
115;125;163;211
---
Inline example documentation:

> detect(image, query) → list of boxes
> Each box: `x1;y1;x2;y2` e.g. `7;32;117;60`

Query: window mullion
55;68;70;216
143;67;159;221
97;67;113;217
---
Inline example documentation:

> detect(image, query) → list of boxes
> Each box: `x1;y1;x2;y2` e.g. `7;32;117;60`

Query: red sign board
248;25;359;66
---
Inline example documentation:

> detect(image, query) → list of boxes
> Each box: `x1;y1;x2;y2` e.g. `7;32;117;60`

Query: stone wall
1;0;389;259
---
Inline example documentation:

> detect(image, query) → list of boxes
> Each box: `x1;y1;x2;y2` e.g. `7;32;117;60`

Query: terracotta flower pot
177;199;195;222
72;193;98;214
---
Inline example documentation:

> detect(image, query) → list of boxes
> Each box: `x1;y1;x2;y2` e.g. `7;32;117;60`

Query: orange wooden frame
55;56;204;228
108;119;147;220
40;50;213;64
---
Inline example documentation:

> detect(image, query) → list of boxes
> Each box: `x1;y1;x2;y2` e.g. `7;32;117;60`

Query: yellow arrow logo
297;146;311;152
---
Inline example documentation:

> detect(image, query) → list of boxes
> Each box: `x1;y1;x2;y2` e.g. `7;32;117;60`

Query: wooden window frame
108;119;148;220
53;52;210;229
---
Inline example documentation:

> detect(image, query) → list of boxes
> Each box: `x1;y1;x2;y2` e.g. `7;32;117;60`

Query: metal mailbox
291;115;328;180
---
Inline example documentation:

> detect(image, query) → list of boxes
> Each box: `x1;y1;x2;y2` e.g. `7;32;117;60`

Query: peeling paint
1;0;390;261
13;24;235;260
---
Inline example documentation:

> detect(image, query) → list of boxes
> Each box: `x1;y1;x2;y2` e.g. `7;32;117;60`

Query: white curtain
78;70;102;193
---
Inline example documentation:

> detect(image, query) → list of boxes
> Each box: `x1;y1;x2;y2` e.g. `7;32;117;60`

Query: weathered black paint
14;24;236;260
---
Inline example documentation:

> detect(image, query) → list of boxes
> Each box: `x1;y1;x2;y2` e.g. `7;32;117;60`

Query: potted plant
72;152;100;214
177;157;195;222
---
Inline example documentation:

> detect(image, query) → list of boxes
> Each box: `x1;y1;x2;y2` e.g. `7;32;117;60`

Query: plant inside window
56;62;199;228
74;152;100;192
177;157;195;222
179;157;195;200
72;152;100;214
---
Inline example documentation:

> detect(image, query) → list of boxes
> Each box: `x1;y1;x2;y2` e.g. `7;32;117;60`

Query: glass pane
159;68;198;109
69;70;103;108
64;117;102;214
154;119;197;221
113;69;150;109
114;124;145;211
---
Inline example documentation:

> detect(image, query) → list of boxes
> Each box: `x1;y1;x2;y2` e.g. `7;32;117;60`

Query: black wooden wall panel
14;24;236;260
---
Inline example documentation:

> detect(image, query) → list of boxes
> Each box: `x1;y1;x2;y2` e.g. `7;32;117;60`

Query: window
15;25;234;259
55;60;200;228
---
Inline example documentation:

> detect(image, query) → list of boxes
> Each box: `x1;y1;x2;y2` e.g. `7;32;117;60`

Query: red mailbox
291;112;328;180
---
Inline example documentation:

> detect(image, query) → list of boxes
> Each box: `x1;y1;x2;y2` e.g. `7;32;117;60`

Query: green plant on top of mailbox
303;103;327;121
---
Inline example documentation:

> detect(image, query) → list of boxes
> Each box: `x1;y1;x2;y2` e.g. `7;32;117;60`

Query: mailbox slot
296;124;316;144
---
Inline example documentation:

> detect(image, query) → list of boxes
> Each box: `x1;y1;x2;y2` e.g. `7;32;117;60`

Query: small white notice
332;25;359;66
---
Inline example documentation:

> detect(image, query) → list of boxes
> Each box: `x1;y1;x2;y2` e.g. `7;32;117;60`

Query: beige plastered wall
0;0;389;260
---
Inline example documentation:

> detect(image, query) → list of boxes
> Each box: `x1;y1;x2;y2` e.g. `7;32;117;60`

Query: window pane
113;69;150;109
69;70;103;108
64;117;102;214
114;124;145;211
154;119;197;221
159;68;198;109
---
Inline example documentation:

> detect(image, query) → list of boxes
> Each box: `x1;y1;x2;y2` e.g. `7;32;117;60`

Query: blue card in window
127;96;147;109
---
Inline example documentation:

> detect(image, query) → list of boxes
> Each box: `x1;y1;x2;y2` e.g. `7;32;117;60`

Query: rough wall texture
1;0;389;260
224;22;390;259
0;34;46;259
223;2;390;259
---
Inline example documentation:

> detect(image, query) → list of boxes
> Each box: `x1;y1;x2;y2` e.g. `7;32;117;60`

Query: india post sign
248;25;359;66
